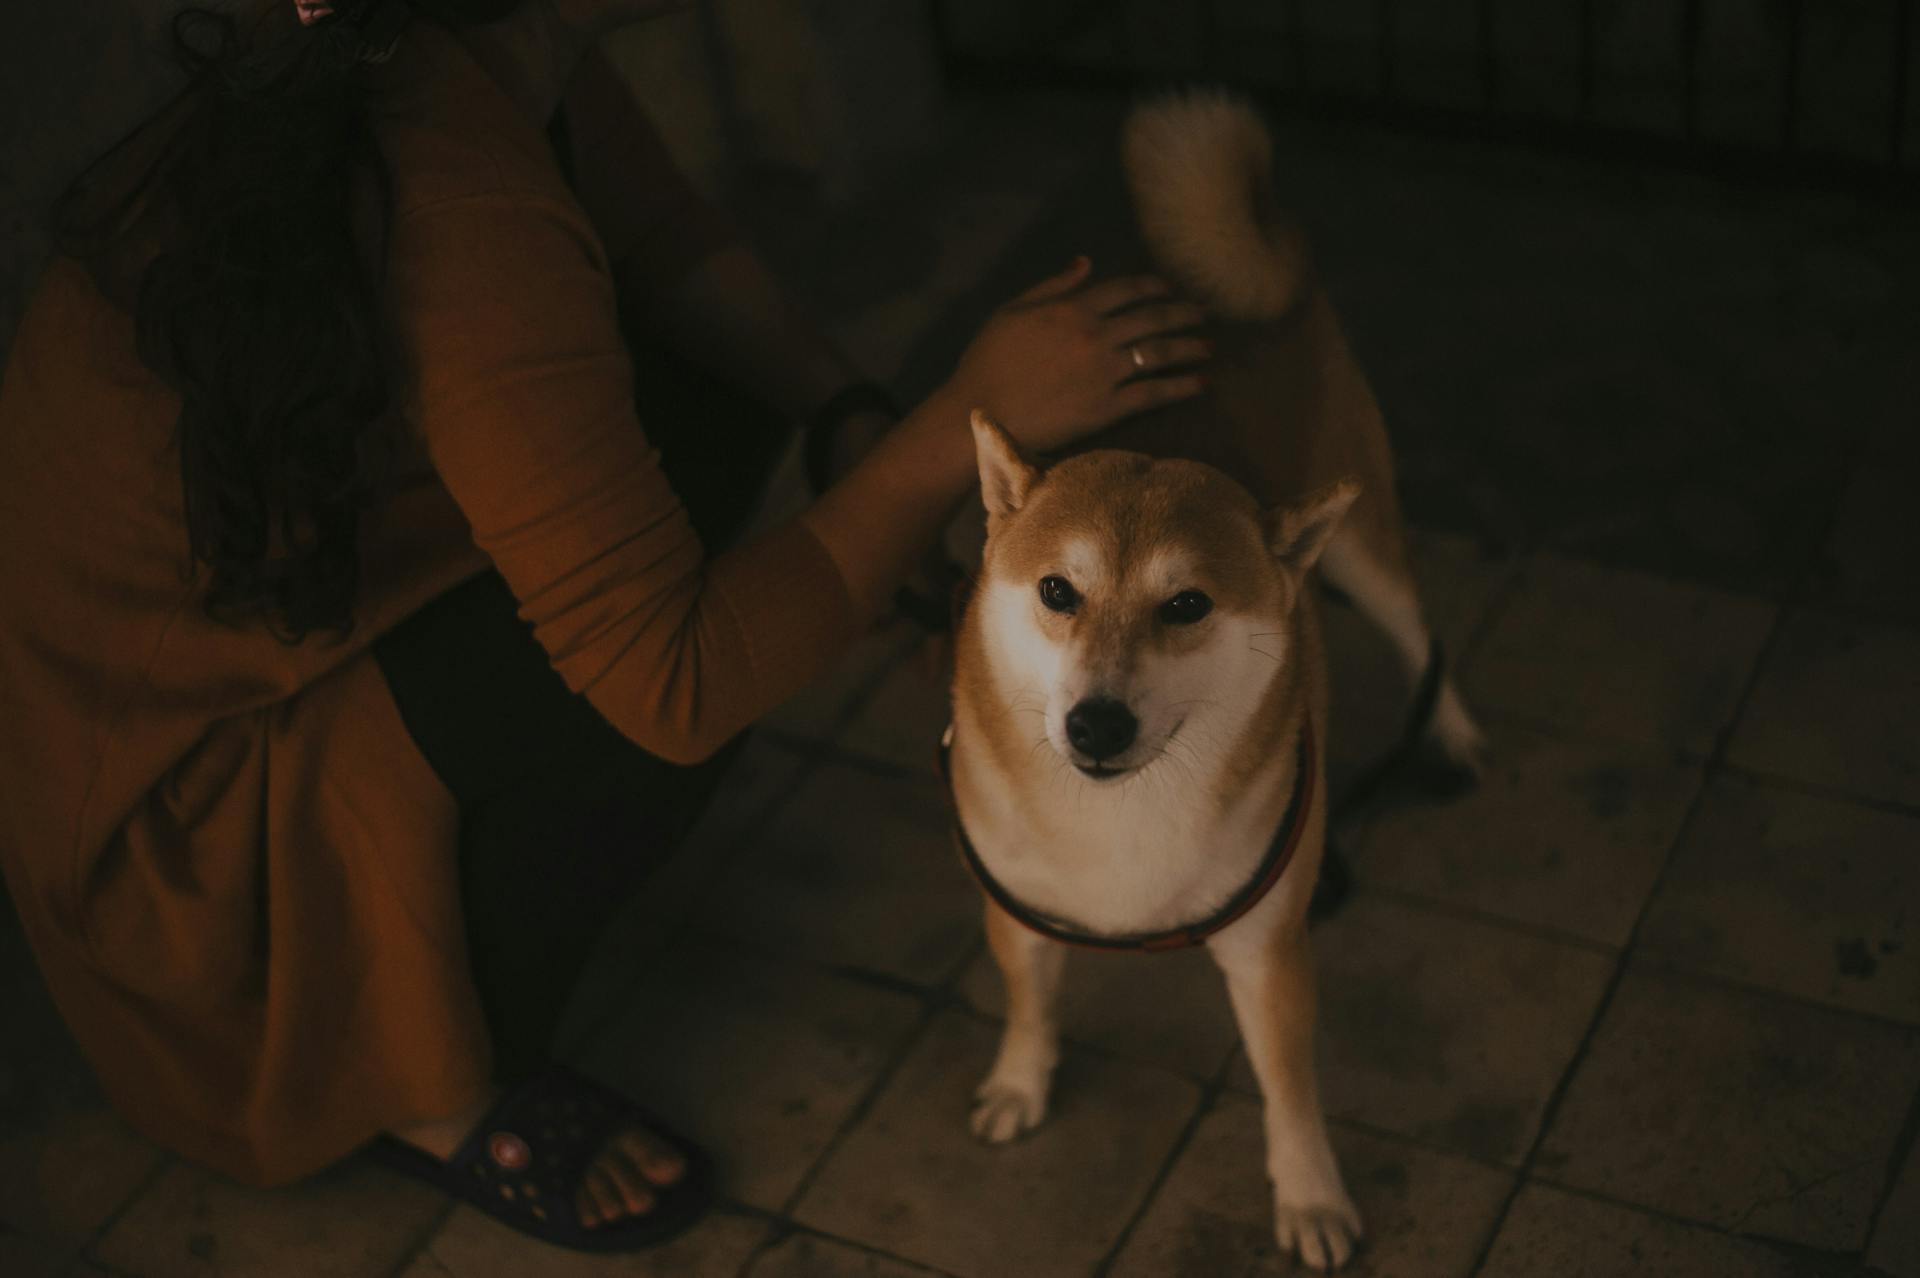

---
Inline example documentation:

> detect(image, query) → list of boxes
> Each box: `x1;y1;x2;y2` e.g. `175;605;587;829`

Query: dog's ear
971;410;1038;520
1264;480;1358;577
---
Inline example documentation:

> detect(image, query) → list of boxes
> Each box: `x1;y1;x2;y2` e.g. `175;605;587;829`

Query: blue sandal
368;1065;714;1252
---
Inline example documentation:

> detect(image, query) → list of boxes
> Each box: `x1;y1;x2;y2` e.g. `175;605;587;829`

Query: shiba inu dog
943;94;1483;1271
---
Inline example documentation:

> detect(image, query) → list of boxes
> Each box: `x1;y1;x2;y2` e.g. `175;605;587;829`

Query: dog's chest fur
949;745;1295;934
948;579;1310;935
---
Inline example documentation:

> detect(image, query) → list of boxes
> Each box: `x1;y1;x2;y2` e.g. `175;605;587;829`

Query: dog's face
967;412;1353;782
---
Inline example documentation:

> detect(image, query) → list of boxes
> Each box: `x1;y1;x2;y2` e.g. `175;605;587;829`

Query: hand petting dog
948;256;1210;454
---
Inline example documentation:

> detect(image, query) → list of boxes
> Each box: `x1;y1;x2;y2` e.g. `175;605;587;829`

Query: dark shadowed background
3;3;1919;1277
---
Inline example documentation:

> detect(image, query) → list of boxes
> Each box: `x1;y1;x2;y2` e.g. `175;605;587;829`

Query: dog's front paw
1273;1196;1363;1271
970;1078;1048;1144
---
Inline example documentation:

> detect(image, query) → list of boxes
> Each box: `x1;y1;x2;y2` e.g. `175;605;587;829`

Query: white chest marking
955;582;1298;935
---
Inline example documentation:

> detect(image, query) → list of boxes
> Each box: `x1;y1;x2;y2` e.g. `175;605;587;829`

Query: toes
574;1125;689;1229
1273;1208;1298;1256
577;1164;623;1228
969;1084;1045;1144
615;1127;687;1186
577;1157;656;1229
1274;1205;1362;1272
1317;1215;1355;1269
1297;1220;1330;1271
605;1147;660;1216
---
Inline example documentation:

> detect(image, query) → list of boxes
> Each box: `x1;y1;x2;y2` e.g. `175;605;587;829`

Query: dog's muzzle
1066;697;1137;777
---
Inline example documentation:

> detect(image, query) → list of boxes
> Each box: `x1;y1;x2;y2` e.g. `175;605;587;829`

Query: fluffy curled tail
1122;92;1304;321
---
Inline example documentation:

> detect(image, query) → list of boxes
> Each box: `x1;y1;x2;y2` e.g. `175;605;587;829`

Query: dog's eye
1038;576;1080;613
1159;590;1213;625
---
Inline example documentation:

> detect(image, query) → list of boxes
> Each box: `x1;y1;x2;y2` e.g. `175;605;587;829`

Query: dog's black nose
1066;698;1138;760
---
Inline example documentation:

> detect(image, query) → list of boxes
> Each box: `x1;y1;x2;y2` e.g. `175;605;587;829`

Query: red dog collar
937;718;1317;952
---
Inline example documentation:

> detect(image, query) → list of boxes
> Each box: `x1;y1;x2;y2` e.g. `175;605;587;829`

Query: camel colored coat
0;25;857;1184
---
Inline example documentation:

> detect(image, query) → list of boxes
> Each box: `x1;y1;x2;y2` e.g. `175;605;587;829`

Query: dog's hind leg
971;899;1067;1144
1211;921;1361;1271
1319;527;1485;784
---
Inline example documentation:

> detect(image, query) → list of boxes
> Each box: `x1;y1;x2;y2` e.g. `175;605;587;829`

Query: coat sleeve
558;47;739;291
387;189;860;764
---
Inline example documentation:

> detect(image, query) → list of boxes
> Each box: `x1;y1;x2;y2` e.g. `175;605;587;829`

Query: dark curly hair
55;0;522;641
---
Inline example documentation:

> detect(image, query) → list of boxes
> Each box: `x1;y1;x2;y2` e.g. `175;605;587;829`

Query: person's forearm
629;241;862;421
798;381;979;617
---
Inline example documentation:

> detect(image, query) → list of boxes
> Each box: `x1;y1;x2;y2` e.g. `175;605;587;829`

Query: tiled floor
4;85;1919;1278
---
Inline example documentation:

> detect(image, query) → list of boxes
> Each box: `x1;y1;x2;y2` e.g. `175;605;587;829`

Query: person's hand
945;256;1210;453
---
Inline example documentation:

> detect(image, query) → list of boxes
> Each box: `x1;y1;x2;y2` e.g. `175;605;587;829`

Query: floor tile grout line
1458;858;1658;1270
1446;541;1531;678
1495;544;1806;611
1523;1173;1880;1263
1449;541;1798;765
727;927;989;1275
1428;698;1712;756
70;1151;174;1274
1783;415;1876;620
1464;598;1799;1277
1862;1067;1920;1266
1083;1022;1295;1275
1437;700;1719;766
1620;954;1920;1037
758;928;986;1247
1320;1111;1525;1178
737;1015;939;1272
732;1216;968;1278
939;998;1229;1090
1351;878;1920;1034
1349;881;1625;956
1089;1078;1219;1278
1716;760;1920;820
3;1222;82;1278
1712;607;1794;798
1388;701;1920;822
677;916;979;1005
1141;972;1915;1189
376;1200;458;1278
1774;596;1920;640
1436;701;1711;764
63;1258;142;1278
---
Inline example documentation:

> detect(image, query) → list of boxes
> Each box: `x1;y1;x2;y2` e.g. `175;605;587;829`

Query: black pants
372;344;793;1081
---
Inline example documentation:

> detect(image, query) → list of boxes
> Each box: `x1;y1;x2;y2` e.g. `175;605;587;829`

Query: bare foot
386;1092;687;1229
